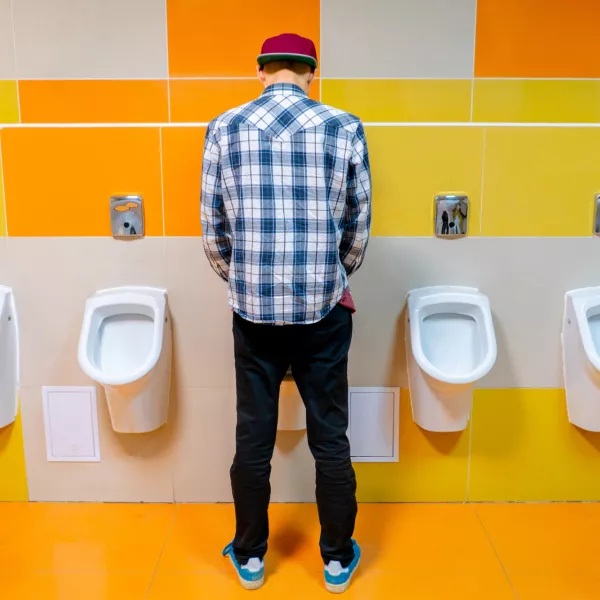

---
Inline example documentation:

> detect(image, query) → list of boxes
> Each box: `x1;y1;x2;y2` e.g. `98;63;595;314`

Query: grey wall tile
349;237;480;388
166;238;234;390
321;0;477;78
6;237;167;388
476;237;600;389
12;0;168;78
20;386;176;502
0;0;16;79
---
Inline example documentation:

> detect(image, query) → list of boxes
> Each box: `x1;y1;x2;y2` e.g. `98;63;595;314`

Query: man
201;33;371;594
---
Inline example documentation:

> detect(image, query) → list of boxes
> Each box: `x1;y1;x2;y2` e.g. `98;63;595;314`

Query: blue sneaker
324;540;361;594
222;543;265;591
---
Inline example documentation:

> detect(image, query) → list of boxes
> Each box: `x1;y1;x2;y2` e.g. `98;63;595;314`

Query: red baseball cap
257;33;318;69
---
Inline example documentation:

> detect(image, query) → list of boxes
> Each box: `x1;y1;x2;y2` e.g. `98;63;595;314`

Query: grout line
2;121;600;129
159;128;166;236
171;76;257;80
0;134;8;236
466;408;474;502
10;76;600;81
17;77;170;81
473;77;600;81
144;505;178;600
479;128;487;235
474;508;522;600
318;76;473;80
319;0;322;101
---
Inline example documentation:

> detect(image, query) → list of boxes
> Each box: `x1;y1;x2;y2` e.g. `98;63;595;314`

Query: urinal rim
0;285;19;427
78;291;166;387
573;295;600;373
408;291;497;385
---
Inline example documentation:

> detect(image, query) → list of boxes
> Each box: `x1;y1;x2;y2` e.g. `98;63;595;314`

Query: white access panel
42;386;101;462
349;387;399;463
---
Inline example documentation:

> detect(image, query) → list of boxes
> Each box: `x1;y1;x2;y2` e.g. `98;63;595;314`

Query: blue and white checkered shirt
201;83;371;325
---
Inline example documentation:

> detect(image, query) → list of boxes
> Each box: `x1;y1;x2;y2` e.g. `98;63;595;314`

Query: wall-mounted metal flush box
593;194;600;236
110;195;144;238
434;195;469;239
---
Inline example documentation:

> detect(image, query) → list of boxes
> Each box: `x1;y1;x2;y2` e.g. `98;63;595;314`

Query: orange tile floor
2;502;600;599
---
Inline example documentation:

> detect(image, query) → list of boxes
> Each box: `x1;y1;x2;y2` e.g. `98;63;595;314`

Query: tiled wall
0;0;599;503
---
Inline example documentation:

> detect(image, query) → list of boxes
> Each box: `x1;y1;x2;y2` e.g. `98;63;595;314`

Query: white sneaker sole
325;556;361;594
227;554;264;591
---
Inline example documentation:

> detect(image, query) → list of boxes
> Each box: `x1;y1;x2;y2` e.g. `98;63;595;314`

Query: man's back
208;35;368;593
201;82;371;325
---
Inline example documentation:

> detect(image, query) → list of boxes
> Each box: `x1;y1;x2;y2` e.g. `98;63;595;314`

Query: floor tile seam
474;506;521;599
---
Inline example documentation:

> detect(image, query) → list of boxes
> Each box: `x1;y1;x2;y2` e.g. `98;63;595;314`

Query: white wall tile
321;0;477;78
349;237;479;388
12;235;600;502
0;0;16;79
475;238;600;389
166;238;234;389
5;237;167;388
171;386;316;503
171;387;235;502
20;385;176;501
270;431;315;502
12;0;168;79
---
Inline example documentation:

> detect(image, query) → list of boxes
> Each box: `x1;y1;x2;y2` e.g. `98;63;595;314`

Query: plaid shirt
201;83;371;325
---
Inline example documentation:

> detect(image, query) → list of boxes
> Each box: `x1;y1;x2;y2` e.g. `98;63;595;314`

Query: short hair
260;60;315;75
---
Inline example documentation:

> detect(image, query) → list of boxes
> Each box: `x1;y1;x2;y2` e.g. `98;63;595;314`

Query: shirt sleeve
200;125;232;282
339;122;372;277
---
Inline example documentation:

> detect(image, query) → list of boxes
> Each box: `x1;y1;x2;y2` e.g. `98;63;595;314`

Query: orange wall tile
161;127;205;236
170;80;262;123
475;0;600;77
170;79;320;123
167;0;320;77
19;80;169;124
1;128;163;236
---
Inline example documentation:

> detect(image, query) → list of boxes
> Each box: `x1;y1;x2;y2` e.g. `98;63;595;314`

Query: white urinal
562;287;600;431
0;286;19;429
406;286;497;432
78;286;172;433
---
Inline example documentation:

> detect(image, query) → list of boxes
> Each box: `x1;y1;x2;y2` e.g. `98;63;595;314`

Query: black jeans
231;304;357;567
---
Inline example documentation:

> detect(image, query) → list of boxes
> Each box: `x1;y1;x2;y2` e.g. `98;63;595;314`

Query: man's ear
257;65;267;87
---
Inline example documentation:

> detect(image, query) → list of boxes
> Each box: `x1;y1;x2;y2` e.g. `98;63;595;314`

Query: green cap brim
257;53;317;68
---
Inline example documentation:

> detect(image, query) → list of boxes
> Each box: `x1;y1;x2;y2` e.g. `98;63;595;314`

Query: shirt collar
261;83;307;98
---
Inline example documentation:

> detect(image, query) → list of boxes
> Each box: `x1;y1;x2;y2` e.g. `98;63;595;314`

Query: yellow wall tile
322;79;472;123
368;126;484;236
482;128;600;236
0;408;29;501
0;81;19;124
469;389;600;501
473;80;600;123
355;391;469;502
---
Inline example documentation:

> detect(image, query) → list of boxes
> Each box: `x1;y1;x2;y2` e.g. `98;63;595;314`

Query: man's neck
264;74;309;94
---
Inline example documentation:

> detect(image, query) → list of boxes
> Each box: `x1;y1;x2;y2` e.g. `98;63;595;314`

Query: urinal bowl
563;288;600;432
103;326;172;433
406;286;497;432
78;287;172;434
